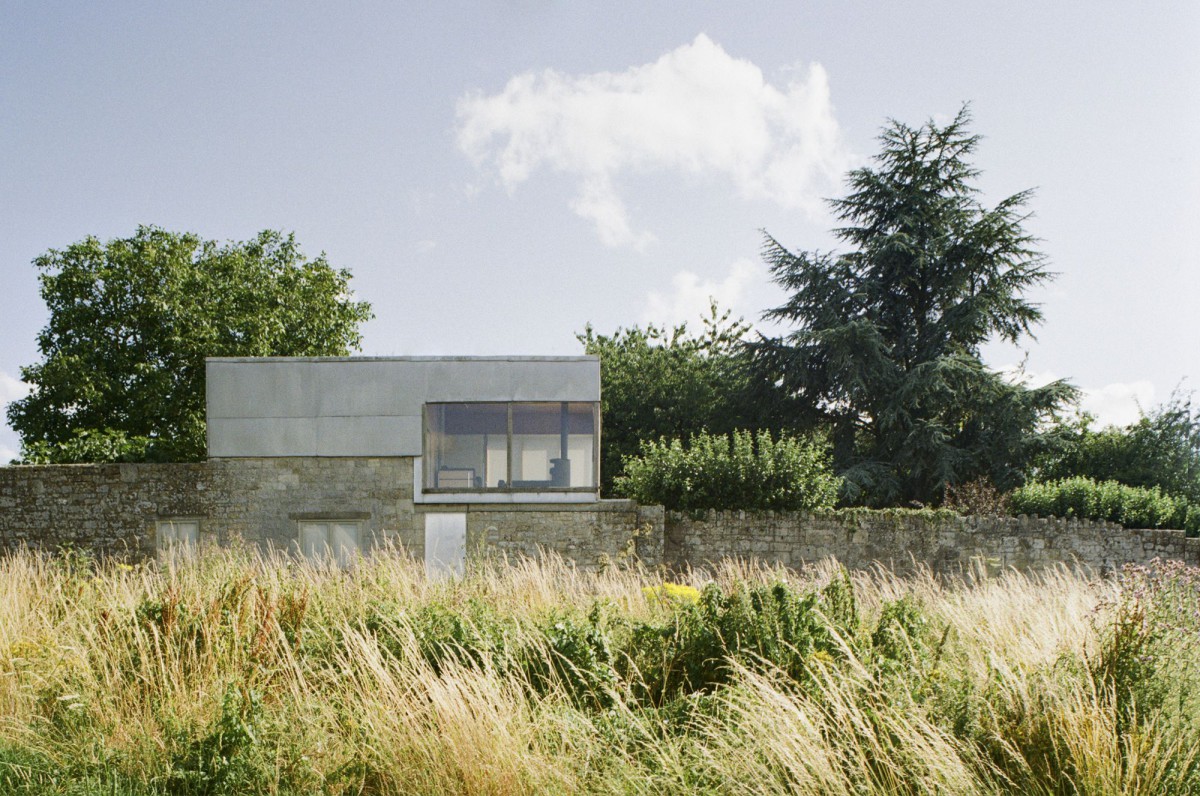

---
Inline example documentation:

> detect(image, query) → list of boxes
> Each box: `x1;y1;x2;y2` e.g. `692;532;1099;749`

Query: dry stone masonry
664;509;1200;575
2;461;1197;574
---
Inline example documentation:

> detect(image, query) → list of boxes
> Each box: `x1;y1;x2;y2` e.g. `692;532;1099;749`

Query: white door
424;513;466;576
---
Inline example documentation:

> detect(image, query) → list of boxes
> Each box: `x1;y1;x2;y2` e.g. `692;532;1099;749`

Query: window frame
422;400;601;494
295;518;364;566
156;517;202;558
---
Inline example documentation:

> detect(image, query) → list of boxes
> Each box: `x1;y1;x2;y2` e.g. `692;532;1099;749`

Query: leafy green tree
1035;391;1200;504
751;107;1076;506
579;303;792;494
8;226;373;463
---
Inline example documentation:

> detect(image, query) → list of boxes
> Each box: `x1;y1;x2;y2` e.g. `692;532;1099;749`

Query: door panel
424;513;466;576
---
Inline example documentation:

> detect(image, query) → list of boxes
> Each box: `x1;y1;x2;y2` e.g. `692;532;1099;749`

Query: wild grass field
1;546;1198;795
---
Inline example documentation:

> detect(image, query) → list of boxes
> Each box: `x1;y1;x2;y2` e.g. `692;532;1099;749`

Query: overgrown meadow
2;547;1199;795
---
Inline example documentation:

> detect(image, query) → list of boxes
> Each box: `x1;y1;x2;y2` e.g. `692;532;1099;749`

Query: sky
2;2;1198;462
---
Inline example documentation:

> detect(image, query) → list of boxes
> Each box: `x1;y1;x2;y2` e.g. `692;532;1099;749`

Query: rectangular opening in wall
298;520;362;567
424;512;466;577
423;401;598;492
156;519;200;559
424;403;509;488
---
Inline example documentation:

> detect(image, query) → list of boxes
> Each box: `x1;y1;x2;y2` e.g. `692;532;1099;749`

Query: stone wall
4;461;1199;575
0;462;211;558
0;459;655;569
418;500;662;571
664;509;1200;575
0;458;417;559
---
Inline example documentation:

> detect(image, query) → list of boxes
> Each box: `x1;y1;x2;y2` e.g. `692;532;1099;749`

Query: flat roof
206;355;599;364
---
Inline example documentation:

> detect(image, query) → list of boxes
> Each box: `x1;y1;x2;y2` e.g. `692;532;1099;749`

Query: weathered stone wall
664;509;1200;575
0;462;211;558
417;500;662;571
0;458;418;559
4;461;1198;575
0;459;655;568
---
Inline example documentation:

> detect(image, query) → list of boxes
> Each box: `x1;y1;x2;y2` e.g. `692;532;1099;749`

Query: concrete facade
206;356;600;459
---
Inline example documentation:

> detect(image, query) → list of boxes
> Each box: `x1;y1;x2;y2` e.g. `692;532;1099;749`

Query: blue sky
2;2;1198;461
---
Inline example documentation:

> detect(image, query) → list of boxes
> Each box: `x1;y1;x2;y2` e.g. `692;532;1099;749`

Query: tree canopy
579;303;789;494
751;107;1076;505
1035;391;1200;505
8;226;373;463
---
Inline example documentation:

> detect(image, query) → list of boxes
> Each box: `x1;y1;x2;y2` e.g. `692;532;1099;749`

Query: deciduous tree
8;226;373;462
579;303;790;493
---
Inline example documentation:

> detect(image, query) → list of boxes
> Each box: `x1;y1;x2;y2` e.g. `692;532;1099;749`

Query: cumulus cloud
1080;380;1156;428
0;370;30;406
642;258;764;328
457;34;850;247
999;365;1155;428
0;370;30;465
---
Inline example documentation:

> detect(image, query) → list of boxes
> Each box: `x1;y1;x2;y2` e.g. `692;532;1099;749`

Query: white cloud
456;34;851;247
1080;381;1155;428
0;370;30;465
999;365;1155;428
0;370;30;406
643;258;765;328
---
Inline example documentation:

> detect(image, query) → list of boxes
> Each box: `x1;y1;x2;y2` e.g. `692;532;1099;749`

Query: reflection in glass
424;402;596;490
511;402;595;488
425;403;508;489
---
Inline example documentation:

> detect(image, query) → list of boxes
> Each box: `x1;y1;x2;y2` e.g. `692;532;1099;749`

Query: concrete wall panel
207;361;317;419
312;361;430;417
315;415;422;456
208;417;317;457
206;356;599;458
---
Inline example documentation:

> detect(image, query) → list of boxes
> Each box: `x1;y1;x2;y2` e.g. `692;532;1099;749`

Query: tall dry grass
0;545;1197;795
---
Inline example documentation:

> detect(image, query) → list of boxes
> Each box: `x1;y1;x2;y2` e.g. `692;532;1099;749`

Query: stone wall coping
0;461;209;473
663;508;1186;536
417;498;638;514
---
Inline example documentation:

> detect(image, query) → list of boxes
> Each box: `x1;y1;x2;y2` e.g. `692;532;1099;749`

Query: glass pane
158;520;200;552
176;521;199;546
425;404;508;489
511;402;596;488
300;522;329;559
331;522;360;567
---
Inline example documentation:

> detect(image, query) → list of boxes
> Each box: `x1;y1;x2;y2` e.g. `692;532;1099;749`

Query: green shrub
165;686;272;796
524;606;617;710
1010;476;1198;532
365;598;514;675
626;575;859;705
615;429;841;512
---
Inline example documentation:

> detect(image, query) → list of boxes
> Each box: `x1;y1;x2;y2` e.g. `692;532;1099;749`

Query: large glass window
424;402;598;491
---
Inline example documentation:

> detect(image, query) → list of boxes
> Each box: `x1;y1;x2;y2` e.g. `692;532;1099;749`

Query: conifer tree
752;107;1075;505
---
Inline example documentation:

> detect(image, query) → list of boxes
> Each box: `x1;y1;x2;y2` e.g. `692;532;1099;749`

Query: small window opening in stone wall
156;519;200;560
298;520;362;568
